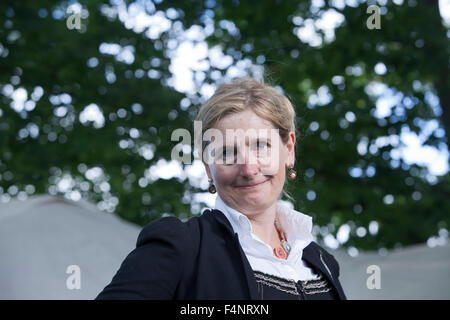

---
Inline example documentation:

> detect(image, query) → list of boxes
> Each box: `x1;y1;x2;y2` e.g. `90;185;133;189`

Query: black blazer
96;209;347;300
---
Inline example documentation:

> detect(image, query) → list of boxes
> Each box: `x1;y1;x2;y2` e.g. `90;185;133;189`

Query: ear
286;131;296;166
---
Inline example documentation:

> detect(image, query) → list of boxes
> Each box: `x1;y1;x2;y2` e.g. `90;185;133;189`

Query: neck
244;203;279;247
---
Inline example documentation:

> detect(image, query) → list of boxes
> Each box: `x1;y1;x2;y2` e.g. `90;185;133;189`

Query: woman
96;78;346;300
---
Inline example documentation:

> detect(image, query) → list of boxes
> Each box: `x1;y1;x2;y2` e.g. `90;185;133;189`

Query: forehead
215;110;275;132
212;110;278;146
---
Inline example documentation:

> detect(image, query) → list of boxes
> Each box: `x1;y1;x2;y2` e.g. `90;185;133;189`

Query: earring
287;164;297;181
208;178;216;194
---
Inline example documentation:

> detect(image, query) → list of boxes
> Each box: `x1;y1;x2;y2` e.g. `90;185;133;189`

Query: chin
238;194;274;209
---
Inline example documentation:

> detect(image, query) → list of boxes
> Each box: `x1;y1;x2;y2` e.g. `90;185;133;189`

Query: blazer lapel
205;209;260;300
302;242;346;300
232;233;260;300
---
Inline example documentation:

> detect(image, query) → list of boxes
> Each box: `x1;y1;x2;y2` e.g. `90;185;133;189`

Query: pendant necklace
273;219;291;259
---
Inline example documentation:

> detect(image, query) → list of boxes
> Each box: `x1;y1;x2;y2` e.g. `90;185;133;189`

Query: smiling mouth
235;180;269;189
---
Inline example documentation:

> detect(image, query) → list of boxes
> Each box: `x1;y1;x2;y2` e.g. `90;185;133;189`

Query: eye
223;150;233;157
220;147;237;164
256;140;270;150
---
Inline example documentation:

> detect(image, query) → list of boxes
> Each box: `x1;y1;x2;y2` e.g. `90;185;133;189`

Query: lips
236;180;268;189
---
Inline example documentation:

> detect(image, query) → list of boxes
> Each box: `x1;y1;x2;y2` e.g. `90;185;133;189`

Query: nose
240;162;260;178
238;151;260;178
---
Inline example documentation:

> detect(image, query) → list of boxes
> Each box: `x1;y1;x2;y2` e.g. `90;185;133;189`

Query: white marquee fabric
334;241;450;299
0;195;448;299
0;195;140;299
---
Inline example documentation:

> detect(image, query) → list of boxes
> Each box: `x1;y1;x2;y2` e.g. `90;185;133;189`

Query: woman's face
203;109;295;217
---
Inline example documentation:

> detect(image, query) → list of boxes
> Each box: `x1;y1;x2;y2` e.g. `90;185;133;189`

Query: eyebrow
221;137;272;147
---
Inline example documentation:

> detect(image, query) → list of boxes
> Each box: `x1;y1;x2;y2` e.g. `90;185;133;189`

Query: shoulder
136;216;185;247
135;210;231;254
97;216;195;299
136;215;200;248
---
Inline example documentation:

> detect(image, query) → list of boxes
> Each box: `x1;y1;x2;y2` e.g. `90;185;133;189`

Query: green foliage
0;0;193;226
1;0;449;251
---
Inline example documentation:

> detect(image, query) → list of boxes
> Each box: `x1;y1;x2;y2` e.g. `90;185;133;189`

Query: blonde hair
195;77;297;153
194;77;298;201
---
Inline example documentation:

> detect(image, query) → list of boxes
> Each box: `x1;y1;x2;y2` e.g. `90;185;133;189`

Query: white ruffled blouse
212;195;320;281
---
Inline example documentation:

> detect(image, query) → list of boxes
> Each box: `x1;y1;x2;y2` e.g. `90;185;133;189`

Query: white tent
0;195;448;299
334;242;450;299
0;195;140;299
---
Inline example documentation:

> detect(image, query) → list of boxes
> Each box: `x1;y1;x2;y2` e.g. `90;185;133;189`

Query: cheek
272;153;287;185
272;162;286;183
214;167;238;186
260;148;286;176
259;158;279;176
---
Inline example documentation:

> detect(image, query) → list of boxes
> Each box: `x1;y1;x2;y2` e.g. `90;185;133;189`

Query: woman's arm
96;216;188;299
